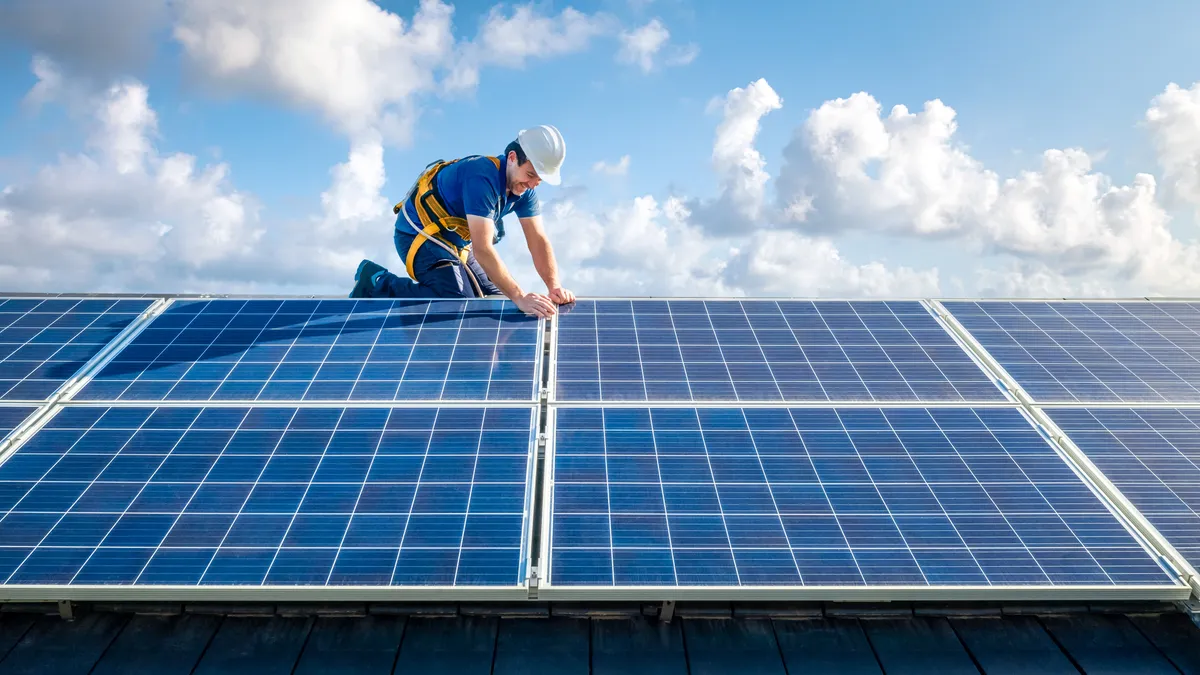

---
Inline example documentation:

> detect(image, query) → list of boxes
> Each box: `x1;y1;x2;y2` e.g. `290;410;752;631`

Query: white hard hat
517;125;565;185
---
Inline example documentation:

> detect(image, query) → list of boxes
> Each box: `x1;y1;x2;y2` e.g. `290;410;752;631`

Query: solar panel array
943;300;1200;403
1044;408;1200;573
0;405;534;587
0;294;1197;602
547;406;1174;588
542;299;1182;597
554;300;1006;403
76;299;543;403
0;297;151;401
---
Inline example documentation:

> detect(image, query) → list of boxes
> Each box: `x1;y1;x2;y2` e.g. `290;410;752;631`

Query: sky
1;0;1200;299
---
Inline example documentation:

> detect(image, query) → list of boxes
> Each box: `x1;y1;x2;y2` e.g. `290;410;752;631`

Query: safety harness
393;156;505;298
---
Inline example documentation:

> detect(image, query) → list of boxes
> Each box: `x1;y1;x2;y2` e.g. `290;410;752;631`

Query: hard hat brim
532;159;561;185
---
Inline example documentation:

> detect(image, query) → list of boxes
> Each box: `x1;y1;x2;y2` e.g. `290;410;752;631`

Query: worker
349;124;575;318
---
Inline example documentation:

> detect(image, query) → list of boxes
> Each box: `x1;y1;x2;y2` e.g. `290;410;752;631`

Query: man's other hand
515;292;557;318
549;287;575;305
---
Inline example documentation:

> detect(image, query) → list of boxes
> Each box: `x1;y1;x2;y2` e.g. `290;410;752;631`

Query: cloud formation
173;0;456;143
592;155;631;176
774;89;1200;295
0;74;264;291
615;19;698;73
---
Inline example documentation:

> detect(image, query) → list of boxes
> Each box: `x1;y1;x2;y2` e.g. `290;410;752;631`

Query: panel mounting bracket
658;600;676;624
57;600;74;621
527;566;540;600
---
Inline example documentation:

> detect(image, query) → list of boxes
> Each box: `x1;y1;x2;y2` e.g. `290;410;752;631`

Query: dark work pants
367;228;502;299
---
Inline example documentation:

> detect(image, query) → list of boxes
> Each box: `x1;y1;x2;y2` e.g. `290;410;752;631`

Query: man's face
506;150;541;195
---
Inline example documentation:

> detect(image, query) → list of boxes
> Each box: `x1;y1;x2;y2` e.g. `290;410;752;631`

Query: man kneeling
350;124;574;318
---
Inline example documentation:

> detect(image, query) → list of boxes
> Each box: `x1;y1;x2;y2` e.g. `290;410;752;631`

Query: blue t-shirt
400;154;540;249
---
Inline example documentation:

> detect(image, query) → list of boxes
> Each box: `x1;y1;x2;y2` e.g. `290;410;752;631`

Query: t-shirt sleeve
515;188;541;218
462;174;500;220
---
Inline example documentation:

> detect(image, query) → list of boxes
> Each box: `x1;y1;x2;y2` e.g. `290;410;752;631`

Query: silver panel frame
0;400;543;603
536;402;1190;602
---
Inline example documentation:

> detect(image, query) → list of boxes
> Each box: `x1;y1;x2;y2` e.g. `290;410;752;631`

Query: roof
0;602;1198;673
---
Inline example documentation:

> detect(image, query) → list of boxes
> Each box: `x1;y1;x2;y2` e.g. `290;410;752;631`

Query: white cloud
1146;81;1200;211
0;0;167;80
615;19;697;73
687;78;783;232
723;231;942;297
0;73;265;290
775;90;1200;294
592;155;631;176
172;0;456;143
445;5;616;93
972;263;1117;299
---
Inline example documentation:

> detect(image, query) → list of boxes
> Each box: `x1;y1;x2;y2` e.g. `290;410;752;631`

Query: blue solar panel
75;298;543;403
1045;407;1200;574
552;300;1006;403
0;407;37;444
546;406;1175;589
0;298;152;401
944;300;1200;403
0;404;535;588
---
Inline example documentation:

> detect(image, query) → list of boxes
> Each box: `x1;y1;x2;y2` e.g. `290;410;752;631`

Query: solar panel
551;300;1006;403
543;405;1179;594
75;298;544;403
0;297;152;401
0;407;38;444
0;404;536;592
942;300;1200;403
1044;407;1200;577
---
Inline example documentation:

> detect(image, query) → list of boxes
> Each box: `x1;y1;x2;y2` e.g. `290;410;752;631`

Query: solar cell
942;300;1200;403
551;300;1006;403
544;405;1177;592
0;297;152;401
75;298;543;403
1045;407;1200;576
0;404;536;590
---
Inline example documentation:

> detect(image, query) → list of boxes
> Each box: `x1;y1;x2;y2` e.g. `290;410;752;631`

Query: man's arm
519;214;575;305
467;214;557;318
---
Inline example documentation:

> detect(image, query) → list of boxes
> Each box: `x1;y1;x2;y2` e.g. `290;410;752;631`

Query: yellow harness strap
393;155;503;285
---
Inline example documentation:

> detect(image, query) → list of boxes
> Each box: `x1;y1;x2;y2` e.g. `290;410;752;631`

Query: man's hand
549;287;575;305
515;292;557;318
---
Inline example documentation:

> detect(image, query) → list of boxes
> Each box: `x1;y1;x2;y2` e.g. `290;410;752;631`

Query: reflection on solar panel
75;299;542;403
0;298;152;401
553;300;1005;403
0;405;535;588
1045;408;1200;574
0;407;37;444
546;406;1174;589
944;300;1200;403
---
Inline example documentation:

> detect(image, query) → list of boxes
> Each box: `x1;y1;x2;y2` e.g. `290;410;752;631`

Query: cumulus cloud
774;89;1200;294
0;0;167;80
723;231;941;297
687;78;784;232
173;0;455;143
592;155;631;176
0;73;265;291
1146;81;1200;211
444;5;616;93
615;19;698;73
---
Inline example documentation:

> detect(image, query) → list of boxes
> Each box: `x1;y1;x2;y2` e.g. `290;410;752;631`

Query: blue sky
1;0;1199;297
